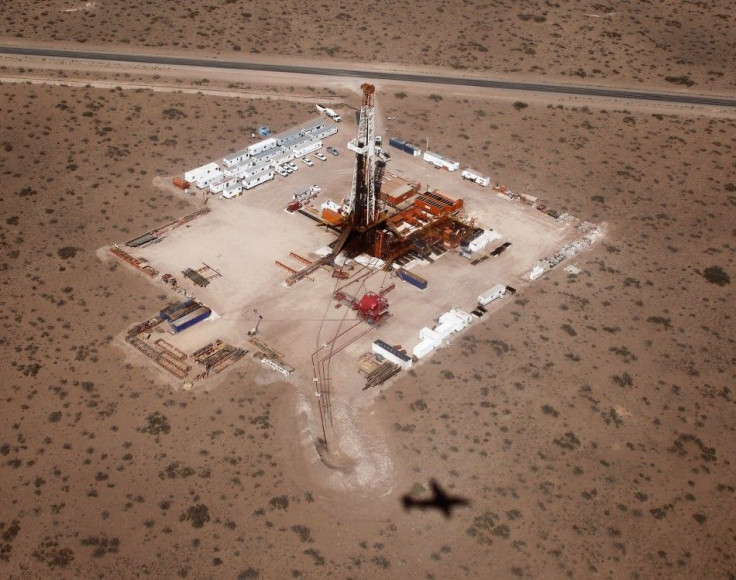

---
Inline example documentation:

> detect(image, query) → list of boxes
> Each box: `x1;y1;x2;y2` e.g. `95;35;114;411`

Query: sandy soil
1;1;735;92
0;37;734;580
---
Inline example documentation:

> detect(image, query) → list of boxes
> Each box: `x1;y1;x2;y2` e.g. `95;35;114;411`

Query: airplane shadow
401;479;470;518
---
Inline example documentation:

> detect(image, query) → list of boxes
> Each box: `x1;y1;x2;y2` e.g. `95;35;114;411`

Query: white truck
478;284;506;306
461;168;490;187
316;104;341;123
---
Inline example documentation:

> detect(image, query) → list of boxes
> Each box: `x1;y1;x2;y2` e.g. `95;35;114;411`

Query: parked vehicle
315;152;327;161
327;146;339;156
302;157;314;166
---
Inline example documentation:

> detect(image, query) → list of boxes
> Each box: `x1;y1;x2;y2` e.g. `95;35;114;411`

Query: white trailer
222;181;243;199
242;161;272;180
196;168;223;189
293;139;322;158
372;340;412;370
423;150;460;171
315;105;341;122
478;284;506;306
270;151;295;168
243;171;275;190
246;146;285;167
468;231;493;253
209;176;237;194
223;148;250;168
412;338;435;359
419;327;443;348
184;161;221;184
311;124;338;140
247;137;277;156
461;168;490;187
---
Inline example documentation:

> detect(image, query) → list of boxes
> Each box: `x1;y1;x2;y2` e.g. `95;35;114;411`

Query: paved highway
2;45;734;108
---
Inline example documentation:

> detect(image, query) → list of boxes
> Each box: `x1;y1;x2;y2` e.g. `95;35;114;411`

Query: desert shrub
702;266;730;286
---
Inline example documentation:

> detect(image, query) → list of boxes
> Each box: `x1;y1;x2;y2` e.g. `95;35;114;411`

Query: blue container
389;137;406;150
397;268;428;290
170;307;211;333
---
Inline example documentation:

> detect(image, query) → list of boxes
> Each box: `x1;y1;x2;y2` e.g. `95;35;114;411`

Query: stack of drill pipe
363;362;401;390
193;339;223;362
202;345;235;370
154;339;187;361
156;355;191;379
211;348;248;374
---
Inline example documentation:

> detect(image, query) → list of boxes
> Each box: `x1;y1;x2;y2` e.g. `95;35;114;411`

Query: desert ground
1;0;734;93
1;3;735;579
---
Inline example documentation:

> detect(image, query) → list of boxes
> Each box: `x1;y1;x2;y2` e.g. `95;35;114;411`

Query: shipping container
389;137;406;150
403;143;422;157
170;306;211;333
478;284;506;306
172;177;191;190
397;267;428;290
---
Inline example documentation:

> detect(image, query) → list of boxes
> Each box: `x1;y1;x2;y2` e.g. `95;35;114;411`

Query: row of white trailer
181;117;338;196
412;307;474;360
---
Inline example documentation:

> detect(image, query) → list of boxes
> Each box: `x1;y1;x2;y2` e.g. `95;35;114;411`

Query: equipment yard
110;86;595;441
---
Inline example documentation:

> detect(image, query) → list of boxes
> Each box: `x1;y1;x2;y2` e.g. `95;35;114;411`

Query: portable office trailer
372;340;412;370
293;139;322;158
478;284;506;306
243;171;274;190
170;306;211;334
273;127;302;147
209;176;237;194
461;168;490;187
222;181;243;198
248;146;285;167
270;151;296;167
300;118;327;136
242;160;274;180
247;137;277;156
223;148;250;168
196;169;223;189
311;124;338;140
184;162;221;184
423;150;460;171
